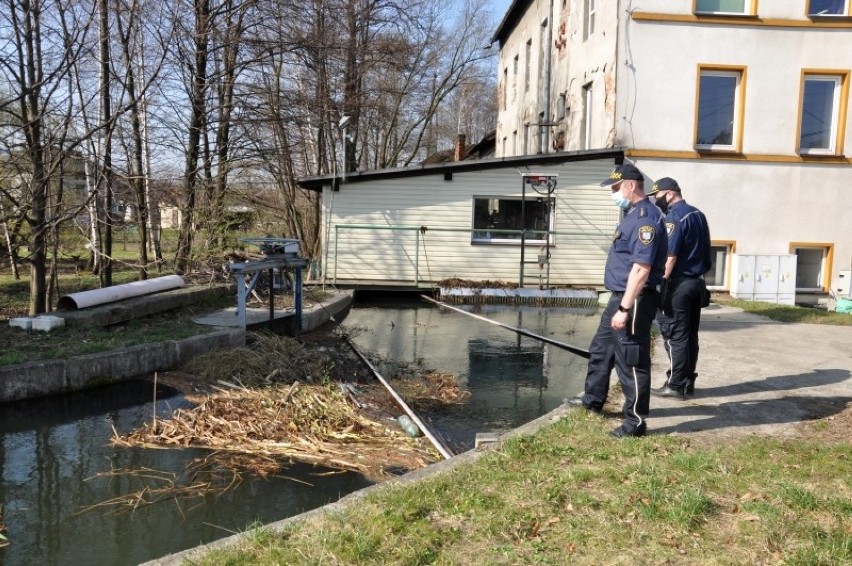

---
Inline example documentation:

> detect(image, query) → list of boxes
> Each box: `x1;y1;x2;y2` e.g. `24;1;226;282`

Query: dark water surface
344;295;601;454
0;296;599;565
0;381;371;566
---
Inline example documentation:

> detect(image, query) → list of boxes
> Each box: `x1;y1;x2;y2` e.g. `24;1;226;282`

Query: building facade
298;150;624;288
493;0;852;301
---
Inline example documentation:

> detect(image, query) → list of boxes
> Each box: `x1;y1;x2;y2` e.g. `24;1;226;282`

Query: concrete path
646;303;852;438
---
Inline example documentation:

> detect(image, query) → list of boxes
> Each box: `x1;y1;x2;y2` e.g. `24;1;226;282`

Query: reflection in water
345;296;601;453
0;381;372;566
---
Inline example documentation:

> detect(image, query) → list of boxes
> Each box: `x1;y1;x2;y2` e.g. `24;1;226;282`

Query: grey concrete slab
647;303;852;438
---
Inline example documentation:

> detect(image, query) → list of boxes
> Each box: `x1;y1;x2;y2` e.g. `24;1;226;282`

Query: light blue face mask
611;190;630;210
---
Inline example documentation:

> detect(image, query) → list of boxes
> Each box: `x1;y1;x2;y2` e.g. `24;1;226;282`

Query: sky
489;0;513;21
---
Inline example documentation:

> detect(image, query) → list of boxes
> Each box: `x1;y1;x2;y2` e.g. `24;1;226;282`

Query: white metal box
731;254;797;305
833;270;851;298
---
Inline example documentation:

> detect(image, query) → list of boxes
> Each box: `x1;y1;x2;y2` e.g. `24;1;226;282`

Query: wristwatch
617;304;630;313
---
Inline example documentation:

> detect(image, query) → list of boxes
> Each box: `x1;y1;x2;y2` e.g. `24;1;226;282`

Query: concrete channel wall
1;286;354;404
0;328;246;403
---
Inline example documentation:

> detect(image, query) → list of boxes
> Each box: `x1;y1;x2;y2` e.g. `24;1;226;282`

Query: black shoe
610;423;647;438
652;385;686;399
686;374;697;395
562;396;602;414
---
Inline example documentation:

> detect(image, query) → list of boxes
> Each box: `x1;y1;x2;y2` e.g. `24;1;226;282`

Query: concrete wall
496;0;618;157
616;7;852;292
0;329;245;404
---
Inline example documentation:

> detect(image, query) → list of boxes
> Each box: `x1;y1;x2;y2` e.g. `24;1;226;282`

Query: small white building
298;150;626;288
493;0;852;302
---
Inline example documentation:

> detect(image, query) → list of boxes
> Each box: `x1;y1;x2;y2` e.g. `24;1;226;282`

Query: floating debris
113;382;441;478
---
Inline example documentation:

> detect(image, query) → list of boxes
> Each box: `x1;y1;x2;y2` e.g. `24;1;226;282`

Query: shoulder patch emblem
666;222;675;236
638;226;655;245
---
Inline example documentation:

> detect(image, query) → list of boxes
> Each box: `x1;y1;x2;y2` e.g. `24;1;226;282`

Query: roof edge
296;148;625;191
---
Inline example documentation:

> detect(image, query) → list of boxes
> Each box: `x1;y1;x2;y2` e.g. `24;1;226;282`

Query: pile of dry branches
393;371;471;410
114;382;440;477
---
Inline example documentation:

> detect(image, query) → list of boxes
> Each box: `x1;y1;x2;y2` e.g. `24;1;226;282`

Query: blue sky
489;0;513;20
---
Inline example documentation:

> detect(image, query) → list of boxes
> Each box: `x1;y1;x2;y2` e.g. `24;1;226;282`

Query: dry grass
114;382;441;479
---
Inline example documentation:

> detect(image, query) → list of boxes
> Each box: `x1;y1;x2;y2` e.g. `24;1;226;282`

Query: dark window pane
800;78;836;151
472;198;551;241
809;0;845;15
697;74;737;146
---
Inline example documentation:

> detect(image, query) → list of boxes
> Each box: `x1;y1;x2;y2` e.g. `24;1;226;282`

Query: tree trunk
175;0;211;274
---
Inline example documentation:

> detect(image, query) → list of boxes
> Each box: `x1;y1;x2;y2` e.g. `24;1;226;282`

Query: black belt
612;288;657;297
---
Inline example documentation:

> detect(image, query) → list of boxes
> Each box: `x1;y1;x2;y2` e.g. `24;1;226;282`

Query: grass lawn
191;411;852;565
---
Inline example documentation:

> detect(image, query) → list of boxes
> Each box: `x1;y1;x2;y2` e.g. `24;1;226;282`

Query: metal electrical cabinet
731;254;797;305
833;270;852;298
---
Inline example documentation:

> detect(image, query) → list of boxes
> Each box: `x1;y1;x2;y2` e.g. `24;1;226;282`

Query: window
695;67;745;151
472;197;554;244
798;73;848;155
513;55;519;101
502;67;508;110
791;244;832;291
581;82;593;150
695;0;749;14
808;0;849;16
584;0;596;39
524;40;532;93
706;242;734;289
556;92;567;120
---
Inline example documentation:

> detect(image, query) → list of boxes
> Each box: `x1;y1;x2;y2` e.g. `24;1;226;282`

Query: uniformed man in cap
565;163;667;437
648;177;712;398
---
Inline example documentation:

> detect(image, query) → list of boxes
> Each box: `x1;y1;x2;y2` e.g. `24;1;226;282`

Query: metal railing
329;223;609;287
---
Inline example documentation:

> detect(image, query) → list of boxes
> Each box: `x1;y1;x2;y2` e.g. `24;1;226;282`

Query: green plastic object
836;298;852;314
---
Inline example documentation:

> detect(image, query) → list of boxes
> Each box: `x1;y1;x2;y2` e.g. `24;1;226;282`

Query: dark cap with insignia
600;163;644;187
647;177;681;195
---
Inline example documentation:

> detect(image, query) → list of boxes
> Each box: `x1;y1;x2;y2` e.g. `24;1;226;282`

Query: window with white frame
706;243;733;289
695;0;748;14
584;0;596;40
524;39;532;93
793;245;830;291
808;0;849;16
581;82;593;150
696;68;744;151
472;197;554;244
799;74;845;154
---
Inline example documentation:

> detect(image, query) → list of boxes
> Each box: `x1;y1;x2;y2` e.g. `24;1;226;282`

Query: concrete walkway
645;303;852;438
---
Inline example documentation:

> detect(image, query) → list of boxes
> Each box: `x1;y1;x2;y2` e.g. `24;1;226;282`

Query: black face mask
655;194;669;212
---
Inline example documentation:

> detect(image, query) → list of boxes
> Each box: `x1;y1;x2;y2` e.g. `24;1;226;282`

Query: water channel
0;295;600;565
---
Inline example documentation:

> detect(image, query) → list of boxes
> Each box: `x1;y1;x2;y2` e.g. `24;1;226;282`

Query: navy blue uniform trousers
581;290;658;432
658;276;705;389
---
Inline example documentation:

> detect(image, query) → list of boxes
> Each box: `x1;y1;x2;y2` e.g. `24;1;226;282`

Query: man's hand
611;309;628;330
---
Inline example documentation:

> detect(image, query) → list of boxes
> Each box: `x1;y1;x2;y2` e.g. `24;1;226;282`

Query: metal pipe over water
345;337;454;460
421;295;591;359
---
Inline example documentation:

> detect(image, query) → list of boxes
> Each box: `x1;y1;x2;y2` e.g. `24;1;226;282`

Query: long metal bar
414;229;420;286
345;338;454;460
421;295;591;359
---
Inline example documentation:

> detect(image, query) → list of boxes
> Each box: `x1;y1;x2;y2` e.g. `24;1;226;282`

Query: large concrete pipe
57;275;185;310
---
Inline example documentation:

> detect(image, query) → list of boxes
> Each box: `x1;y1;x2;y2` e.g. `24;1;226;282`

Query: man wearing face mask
564;163;667;438
648;177;712;399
